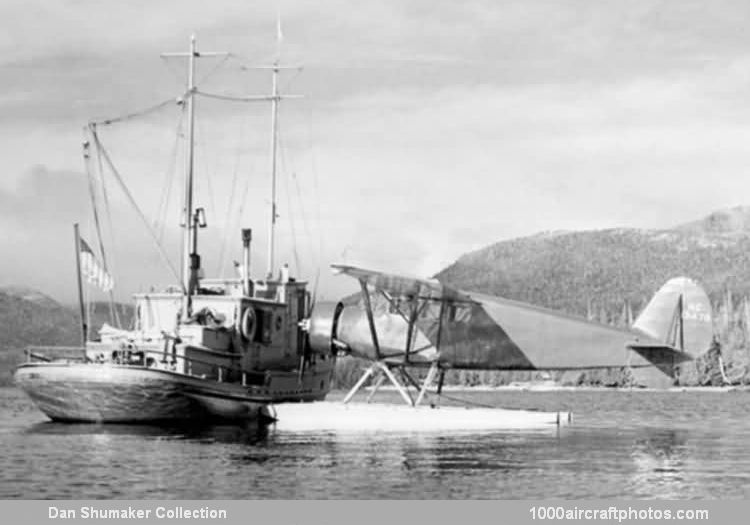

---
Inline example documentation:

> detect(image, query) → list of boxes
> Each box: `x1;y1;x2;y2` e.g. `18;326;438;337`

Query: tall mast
73;223;87;344
183;34;197;316
263;16;302;279
267;63;280;279
162;35;227;320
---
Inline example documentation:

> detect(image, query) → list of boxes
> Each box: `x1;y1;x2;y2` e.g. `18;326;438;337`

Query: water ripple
2;387;750;498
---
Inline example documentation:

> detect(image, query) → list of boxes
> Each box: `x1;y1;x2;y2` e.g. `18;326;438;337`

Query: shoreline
362;383;749;393
2;383;747;396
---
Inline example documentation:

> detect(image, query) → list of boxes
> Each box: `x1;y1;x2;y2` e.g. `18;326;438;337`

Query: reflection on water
628;428;688;499
3;387;750;499
25;420;270;445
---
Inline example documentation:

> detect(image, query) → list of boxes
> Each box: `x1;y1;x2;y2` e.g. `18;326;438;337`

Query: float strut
415;361;440;407
343;364;376;404
366;371;386;403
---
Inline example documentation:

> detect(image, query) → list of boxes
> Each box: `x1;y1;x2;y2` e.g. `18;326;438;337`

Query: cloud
5;0;750;302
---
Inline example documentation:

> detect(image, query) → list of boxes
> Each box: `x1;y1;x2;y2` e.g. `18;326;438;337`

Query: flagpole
73;223;88;344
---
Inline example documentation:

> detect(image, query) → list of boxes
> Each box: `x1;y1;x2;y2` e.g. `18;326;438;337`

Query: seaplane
271;263;715;432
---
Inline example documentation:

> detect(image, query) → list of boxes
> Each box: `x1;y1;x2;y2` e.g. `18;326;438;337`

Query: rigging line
160;102;190;242
92;132;124;320
230;52;304;75
87;125;122;328
304;99;325;273
216;110;249;277
227;53;268;72
155;110;184;242
276;119;302;276
195;53;232;86
161;56;191;87
92;131;185;292
281;67;303;93
89;93;186;127
292;170;315;269
281;145;301;276
278;118;313;274
93;134;120;322
233;155;255;266
193;113;217;226
195;90;275;103
81;136;104;330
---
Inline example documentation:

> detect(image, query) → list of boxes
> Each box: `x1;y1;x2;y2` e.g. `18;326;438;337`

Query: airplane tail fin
629;277;714;387
632;277;714;357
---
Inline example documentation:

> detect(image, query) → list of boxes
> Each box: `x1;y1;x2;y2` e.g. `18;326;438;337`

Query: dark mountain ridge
437;206;750;317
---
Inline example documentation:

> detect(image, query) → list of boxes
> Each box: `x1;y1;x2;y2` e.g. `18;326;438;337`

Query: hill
0;289;132;385
437;206;750;315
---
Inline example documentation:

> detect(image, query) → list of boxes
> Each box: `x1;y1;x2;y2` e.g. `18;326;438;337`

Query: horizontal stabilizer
627;343;693;365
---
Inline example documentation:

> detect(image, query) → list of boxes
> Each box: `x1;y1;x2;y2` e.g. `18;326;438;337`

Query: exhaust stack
242;228;253;296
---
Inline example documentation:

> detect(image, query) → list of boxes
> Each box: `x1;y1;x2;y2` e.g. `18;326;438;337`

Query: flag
79;238;114;292
276;14;283;43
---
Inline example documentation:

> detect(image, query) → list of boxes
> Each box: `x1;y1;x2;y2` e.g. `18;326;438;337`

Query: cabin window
260;310;273;343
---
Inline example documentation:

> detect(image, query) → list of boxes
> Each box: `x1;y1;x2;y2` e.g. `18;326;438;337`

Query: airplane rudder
632;277;714;357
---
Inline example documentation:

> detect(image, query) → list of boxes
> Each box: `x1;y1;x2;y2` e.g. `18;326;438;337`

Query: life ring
240;307;257;341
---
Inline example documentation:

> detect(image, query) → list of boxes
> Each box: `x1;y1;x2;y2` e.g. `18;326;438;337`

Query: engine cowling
307;301;345;355
307;297;438;362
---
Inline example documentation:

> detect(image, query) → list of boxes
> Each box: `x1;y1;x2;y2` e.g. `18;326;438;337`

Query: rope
154;110;184;242
216;111;248;277
196;53;232;86
97;147;123;328
282;166;301;276
92;130;123;328
304;100;325;286
89;94;185;127
232;153;255;273
195;90;273;103
194;114;217;224
277;124;301;275
91;131;185;292
84;126;122;328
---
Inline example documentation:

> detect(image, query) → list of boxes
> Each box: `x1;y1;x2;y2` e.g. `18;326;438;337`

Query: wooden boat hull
14;363;270;423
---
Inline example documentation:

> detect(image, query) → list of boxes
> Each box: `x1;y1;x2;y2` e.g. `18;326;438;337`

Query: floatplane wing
314;264;714;403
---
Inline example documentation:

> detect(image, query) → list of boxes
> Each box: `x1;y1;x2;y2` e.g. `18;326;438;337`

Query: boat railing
119;347;242;384
25;346;87;363
24;344;255;386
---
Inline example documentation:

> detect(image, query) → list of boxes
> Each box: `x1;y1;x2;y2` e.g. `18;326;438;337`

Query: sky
3;0;750;303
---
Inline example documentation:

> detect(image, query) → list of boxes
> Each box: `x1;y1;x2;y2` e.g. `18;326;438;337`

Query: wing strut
359;278;381;359
340;269;448;407
404;300;417;364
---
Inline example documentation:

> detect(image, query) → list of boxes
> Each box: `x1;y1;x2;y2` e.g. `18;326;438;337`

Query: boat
14;35;335;423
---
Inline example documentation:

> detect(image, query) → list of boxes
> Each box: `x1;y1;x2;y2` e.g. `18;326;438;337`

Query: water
1;386;749;499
